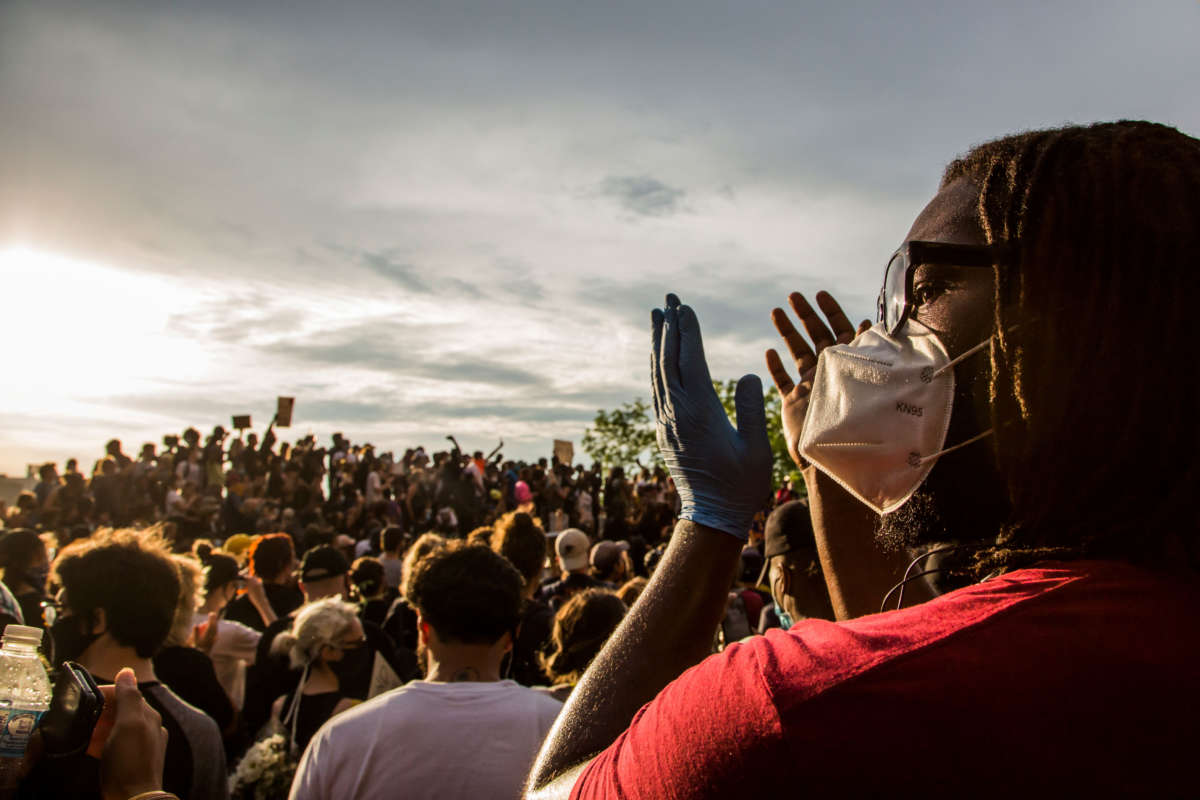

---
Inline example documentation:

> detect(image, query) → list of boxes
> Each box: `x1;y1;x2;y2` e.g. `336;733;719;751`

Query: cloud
258;322;550;388
355;248;431;293
598;175;687;217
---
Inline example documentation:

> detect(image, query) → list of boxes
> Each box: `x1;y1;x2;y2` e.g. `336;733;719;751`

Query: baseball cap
756;501;816;585
555;528;591;572
590;539;630;573
299;544;350;582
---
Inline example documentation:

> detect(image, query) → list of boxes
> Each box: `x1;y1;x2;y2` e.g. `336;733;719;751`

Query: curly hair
400;533;448;601
490;512;547;588
270;596;360;670
939;121;1200;577
406;544;523;645
539;589;627;686
52;526;181;658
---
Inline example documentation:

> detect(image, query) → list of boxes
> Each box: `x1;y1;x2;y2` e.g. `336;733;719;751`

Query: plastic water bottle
0;625;52;794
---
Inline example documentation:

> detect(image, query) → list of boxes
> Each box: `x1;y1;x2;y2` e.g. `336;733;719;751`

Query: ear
90;607;108;636
777;562;793;596
416;612;431;645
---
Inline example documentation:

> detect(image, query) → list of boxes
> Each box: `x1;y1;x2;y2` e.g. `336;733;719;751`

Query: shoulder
219;618;262;643
143;682;223;738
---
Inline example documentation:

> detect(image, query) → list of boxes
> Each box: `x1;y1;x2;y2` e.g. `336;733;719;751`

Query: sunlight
0;246;210;411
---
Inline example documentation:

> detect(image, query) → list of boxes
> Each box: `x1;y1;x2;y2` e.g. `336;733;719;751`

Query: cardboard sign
232;415;252;430
276;397;295;428
553;440;574;466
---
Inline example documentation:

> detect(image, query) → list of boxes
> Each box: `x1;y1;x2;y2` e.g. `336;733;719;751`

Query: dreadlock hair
940;120;1200;578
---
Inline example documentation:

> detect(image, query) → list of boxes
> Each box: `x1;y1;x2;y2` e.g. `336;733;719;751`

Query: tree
580;399;662;473
581;382;803;493
711;379;802;492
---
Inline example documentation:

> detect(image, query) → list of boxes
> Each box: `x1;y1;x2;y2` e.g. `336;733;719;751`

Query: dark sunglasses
877;240;1012;337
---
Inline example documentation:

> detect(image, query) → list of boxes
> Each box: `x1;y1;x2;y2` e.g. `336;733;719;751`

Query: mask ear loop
912;337;998;466
283;658;313;757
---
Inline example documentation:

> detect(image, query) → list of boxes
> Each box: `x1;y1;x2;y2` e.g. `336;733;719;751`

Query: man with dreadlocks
525;121;1200;799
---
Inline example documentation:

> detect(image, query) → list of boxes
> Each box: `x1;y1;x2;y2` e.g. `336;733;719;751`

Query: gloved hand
651;293;772;539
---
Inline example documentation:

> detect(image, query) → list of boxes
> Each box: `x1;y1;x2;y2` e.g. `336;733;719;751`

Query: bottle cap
1;624;44;646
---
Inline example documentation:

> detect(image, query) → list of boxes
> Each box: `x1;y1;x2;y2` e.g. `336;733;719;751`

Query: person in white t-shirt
289;544;562;800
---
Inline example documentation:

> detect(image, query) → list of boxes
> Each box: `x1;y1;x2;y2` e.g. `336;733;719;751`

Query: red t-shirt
572;560;1200;798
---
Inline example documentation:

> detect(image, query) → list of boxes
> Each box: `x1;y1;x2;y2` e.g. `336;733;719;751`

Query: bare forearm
802;465;909;619
528;520;742;789
248;592;277;627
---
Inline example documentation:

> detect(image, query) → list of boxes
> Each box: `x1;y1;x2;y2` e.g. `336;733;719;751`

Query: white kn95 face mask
798;319;993;515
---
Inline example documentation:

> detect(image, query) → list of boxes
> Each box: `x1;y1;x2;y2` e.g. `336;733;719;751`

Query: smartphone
39;662;105;759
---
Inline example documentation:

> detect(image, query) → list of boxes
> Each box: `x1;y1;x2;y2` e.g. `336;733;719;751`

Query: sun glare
0;246;209;411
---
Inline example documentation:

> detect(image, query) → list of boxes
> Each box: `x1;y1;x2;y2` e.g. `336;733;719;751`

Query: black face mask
50;614;101;664
15;566;49;594
330;644;372;687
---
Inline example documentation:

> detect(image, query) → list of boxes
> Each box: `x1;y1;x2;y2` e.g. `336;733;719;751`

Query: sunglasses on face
877;240;1012;337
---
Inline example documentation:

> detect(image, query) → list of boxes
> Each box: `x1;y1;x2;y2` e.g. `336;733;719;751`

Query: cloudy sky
1;0;1197;474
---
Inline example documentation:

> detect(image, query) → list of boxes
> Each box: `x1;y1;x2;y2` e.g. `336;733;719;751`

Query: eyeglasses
877;241;1011;337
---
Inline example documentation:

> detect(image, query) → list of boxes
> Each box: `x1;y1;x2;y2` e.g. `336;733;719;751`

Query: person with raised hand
528;122;1200;799
764;291;910;618
527;292;772;798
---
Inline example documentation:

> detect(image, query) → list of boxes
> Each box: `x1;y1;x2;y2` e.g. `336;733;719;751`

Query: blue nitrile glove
651;293;772;539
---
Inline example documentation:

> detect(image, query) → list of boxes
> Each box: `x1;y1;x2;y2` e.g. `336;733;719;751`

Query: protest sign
232;415;252;430
553;439;574;466
276;397;295;428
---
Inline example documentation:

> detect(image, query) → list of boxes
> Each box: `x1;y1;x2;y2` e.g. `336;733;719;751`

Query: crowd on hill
4;118;1198;800
0;428;797;799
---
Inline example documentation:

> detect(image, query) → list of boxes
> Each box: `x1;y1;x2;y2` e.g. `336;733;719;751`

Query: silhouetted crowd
1;428;792;799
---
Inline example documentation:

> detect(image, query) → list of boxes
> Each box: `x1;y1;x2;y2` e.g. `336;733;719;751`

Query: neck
304;660;340;694
80;638;157;684
425;642;506;683
199;596;224;614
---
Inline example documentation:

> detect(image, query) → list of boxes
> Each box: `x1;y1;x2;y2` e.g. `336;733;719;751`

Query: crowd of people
1;425;803;799
2;119;1197;799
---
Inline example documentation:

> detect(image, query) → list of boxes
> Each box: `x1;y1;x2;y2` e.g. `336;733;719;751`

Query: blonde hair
270;597;360;670
165;555;202;647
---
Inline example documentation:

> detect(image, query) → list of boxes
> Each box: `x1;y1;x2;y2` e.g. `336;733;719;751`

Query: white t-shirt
365;471;383;505
194;612;260;710
290;679;562;800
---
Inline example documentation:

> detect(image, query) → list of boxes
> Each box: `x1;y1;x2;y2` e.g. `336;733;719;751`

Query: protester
490;512;554;686
0;529;51;629
527;121;1200;798
588;540;630;586
377;525;405;589
269;597;363;753
348;556;396;629
539;529;606;609
193;545;264;711
153;554;236;736
224;533;301;632
755;501;833;630
30;526;228;800
381;532;447;652
289;545;562;800
537;589;627;702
